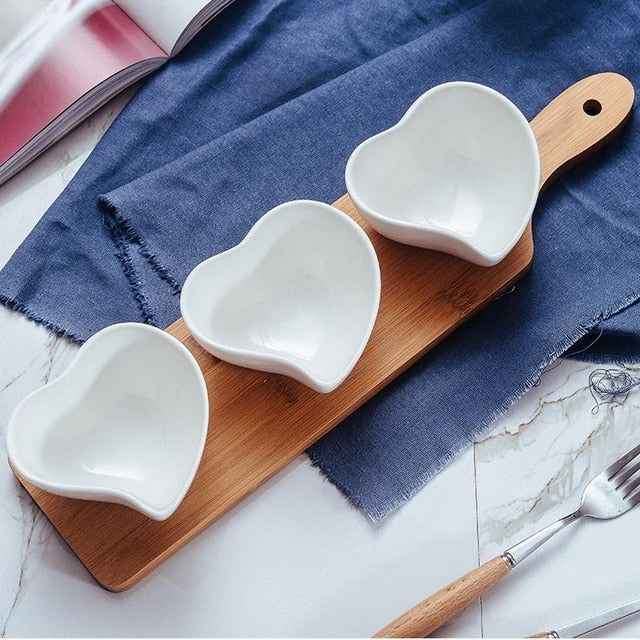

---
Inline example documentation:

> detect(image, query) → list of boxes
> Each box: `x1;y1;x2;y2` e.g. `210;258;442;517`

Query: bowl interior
9;325;207;513
349;83;539;254
183;203;379;384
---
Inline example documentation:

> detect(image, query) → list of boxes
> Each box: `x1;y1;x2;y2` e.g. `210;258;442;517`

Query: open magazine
0;0;234;185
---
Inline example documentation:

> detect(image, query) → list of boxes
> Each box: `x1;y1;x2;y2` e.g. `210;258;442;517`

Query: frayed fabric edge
0;197;183;337
570;352;640;366
100;196;182;320
108;223;157;326
308;290;640;522
0;293;84;344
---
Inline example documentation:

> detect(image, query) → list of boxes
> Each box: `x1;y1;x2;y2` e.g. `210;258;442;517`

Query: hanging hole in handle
583;99;602;116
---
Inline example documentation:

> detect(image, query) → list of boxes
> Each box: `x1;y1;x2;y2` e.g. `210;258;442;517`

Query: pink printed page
0;3;165;165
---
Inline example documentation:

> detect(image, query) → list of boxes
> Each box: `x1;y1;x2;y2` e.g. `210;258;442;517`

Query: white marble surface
2;96;640;638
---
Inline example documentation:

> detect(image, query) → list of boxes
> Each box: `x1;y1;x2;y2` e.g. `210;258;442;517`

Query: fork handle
375;513;579;637
373;556;511;638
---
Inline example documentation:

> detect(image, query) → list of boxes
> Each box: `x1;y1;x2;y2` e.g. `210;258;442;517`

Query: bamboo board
16;193;533;591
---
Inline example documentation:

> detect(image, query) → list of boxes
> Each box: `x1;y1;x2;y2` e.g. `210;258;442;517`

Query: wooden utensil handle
373;555;510;638
531;72;634;192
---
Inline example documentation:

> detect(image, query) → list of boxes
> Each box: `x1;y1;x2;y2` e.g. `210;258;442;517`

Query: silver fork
375;443;640;638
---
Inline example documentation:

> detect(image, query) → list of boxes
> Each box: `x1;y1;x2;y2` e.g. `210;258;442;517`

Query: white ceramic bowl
6;323;209;521
180;200;381;393
345;81;541;266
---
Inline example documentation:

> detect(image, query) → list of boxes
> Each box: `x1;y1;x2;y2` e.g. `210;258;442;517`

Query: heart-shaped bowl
180;199;381;393
6;323;209;521
345;81;541;266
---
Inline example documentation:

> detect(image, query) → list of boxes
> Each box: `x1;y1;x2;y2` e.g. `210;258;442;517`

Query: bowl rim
180;199;381;393
345;80;541;265
6;322;209;521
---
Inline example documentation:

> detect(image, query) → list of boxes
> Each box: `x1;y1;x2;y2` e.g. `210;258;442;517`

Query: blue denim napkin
1;0;639;520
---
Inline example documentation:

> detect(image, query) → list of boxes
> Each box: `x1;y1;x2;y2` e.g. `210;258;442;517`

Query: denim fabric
1;0;639;519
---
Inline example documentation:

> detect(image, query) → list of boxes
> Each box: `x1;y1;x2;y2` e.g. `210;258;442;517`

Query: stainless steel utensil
375;443;640;638
530;596;640;638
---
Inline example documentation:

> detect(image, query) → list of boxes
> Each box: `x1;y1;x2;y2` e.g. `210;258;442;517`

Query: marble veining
1;492;46;638
0;316;67;637
476;359;640;553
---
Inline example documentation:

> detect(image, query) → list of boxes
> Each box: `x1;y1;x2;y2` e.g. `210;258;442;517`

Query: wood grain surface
14;73;633;593
373;556;511;638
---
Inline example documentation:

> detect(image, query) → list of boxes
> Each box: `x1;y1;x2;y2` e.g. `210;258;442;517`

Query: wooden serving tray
14;73;634;591
18;195;533;591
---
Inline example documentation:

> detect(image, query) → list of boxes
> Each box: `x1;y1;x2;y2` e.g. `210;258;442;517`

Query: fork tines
606;443;640;503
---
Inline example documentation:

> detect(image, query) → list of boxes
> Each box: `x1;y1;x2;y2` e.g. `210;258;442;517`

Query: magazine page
0;3;165;169
114;0;231;55
0;0;113;109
